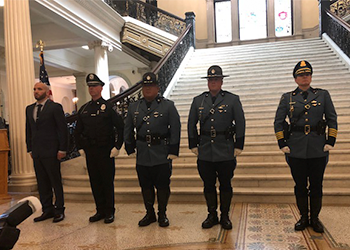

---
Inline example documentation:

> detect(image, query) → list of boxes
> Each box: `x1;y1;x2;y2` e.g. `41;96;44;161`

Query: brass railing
105;0;186;36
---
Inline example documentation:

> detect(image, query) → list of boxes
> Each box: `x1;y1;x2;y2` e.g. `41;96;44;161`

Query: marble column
74;73;90;109
4;0;37;191
206;0;215;47
293;0;303;38
88;41;111;100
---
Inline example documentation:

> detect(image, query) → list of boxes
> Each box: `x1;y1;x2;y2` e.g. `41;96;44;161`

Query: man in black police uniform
75;73;124;224
124;72;181;227
188;65;245;230
274;61;337;233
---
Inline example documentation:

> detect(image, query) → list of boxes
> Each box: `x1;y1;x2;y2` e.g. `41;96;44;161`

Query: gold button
305;119;309;122
211;119;214;122
211;140;214;143
305;112;308;115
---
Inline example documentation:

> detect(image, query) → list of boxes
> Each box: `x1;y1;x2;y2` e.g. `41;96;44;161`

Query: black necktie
36;104;42;121
302;91;308;100
212;96;216;104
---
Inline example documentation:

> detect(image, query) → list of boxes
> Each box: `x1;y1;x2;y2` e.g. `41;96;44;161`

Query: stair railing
64;23;194;160
323;9;350;59
104;0;186;36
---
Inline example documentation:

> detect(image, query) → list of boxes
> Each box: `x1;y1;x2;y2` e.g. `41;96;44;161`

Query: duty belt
200;129;226;138
291;125;317;135
137;134;168;145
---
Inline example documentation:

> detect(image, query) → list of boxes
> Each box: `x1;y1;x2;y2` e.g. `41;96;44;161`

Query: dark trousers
85;145;115;215
197;159;236;193
33;157;64;214
136;163;172;190
286;156;328;198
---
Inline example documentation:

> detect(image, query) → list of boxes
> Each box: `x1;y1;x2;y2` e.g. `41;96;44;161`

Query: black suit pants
136;162;172;191
286;156;328;198
85;145;115;215
33;157;64;213
197;159;236;193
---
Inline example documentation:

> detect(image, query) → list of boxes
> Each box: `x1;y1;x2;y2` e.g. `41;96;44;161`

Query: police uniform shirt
124;96;181;166
188;90;246;162
75;97;124;149
274;87;338;159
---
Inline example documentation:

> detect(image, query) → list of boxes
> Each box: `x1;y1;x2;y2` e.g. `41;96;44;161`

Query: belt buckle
146;135;152;143
304;125;310;135
210;128;216;138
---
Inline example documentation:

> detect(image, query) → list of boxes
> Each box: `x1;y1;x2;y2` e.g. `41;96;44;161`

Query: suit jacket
274;87;338;159
26;99;68;158
124;96;181;166
188;90;246;162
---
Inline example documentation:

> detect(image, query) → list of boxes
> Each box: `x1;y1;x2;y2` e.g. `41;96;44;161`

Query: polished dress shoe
158;213;169;227
202;213;219;229
104;214;115;224
34;212;55;222
138;213;157;227
310;218;324;233
295;216;309;231
53;213;65;223
220;214;232;230
89;213;105;222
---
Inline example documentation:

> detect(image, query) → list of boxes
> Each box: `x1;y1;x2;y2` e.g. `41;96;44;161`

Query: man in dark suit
25;82;68;223
188;65;245;230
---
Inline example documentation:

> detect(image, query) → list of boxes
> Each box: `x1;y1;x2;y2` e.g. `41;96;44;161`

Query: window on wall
215;0;232;43
239;0;267;40
275;0;292;37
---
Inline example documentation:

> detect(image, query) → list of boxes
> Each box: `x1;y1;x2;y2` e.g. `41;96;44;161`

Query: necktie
302;91;308;100
36;104;42;121
212;96;216;104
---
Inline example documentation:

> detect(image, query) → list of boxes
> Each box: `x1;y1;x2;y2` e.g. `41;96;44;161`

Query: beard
35;92;47;101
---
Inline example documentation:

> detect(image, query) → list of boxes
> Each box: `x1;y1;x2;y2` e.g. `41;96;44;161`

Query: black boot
295;196;309;231
157;188;170;227
202;192;219;229
220;191;233;230
310;197;324;233
138;189;157;227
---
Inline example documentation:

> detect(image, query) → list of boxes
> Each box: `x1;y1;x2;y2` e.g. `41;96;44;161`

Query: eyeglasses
297;73;311;77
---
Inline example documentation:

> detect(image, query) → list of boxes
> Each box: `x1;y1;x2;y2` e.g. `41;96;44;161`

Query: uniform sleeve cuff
235;136;245;150
189;138;198;149
125;143;135;155
168;144;180;156
326;137;336;147
278;139;287;149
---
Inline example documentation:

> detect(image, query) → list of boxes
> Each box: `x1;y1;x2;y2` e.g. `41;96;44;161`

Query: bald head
33;82;50;102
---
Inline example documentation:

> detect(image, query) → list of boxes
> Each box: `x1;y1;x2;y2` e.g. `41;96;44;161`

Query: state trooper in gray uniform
188;65;245;230
124;72;181;227
274;61;338;233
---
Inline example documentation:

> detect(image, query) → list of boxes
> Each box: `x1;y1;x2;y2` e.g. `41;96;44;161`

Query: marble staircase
63;38;350;204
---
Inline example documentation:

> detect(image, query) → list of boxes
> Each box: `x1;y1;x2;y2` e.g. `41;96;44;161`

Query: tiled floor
1;194;350;250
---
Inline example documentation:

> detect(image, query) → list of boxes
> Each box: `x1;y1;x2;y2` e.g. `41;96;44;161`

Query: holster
282;120;291;140
317;119;327;135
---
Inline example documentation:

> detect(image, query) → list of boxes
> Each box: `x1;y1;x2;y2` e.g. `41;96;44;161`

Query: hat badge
211;69;216;74
89;74;94;80
147;75;151;80
300;61;306;67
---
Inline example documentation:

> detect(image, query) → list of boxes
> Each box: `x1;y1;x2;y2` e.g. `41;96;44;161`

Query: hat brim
201;75;229;79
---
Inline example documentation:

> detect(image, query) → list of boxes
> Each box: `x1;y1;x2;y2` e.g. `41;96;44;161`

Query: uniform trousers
197;159;236;193
85;145;115;215
33;157;64;214
286;156;328;198
136;162;172;190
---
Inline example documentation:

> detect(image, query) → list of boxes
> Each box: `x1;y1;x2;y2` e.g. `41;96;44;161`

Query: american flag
39;51;53;100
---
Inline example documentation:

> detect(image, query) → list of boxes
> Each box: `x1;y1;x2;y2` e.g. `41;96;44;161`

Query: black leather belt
200;129;226;138
137;134;168;145
291;125;317;135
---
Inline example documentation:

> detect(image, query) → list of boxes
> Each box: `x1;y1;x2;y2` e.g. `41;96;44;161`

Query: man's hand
234;149;242;157
324;144;334;152
191;147;198;156
128;152;136;158
167;154;178;160
281;146;290;154
79;149;85;158
110;147;120;158
57;152;66;160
